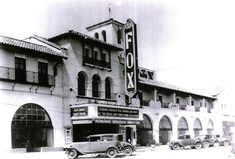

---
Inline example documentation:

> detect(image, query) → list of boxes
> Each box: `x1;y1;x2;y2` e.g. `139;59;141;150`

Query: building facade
0;18;229;152
0;35;67;151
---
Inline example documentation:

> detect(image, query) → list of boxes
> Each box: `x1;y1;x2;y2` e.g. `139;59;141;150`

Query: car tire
213;141;219;147
67;149;78;159
195;142;202;149
106;147;118;158
172;143;180;150
202;141;210;148
123;146;133;156
224;140;230;146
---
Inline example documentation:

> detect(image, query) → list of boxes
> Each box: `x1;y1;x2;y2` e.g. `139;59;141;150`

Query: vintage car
169;135;203;150
215;135;231;146
197;135;220;148
65;134;135;159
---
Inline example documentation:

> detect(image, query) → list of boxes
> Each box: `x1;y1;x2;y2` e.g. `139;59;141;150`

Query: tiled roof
29;35;63;50
86;18;124;30
0;35;67;58
139;79;217;100
49;30;123;51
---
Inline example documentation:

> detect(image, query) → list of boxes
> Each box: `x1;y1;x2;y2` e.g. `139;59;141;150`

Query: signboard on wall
138;67;155;81
124;19;138;95
71;107;88;117
98;106;139;118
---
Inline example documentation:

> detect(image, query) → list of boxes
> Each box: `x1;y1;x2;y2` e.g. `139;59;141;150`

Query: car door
88;136;106;153
183;135;192;146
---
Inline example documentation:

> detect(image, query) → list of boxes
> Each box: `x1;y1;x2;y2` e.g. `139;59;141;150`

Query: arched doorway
178;117;188;136
11;103;53;151
207;119;214;135
159;115;172;145
137;114;153;146
193;118;202;137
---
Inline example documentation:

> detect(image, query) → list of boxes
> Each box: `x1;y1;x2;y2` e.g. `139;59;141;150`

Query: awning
193;119;202;130
159;116;172;130
178;117;188;130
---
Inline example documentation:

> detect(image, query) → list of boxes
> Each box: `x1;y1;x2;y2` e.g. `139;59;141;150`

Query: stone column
172;92;176;104
154;89;158;102
172;116;179;140
188;95;192;106
153;117;159;144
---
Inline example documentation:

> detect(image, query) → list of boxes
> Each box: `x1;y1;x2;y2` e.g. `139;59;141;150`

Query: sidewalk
0;145;157;159
0;151;67;159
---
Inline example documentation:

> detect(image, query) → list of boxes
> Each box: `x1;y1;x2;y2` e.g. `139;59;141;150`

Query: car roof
87;133;121;138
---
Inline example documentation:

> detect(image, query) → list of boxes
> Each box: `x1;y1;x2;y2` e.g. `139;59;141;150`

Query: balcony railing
179;105;187;110
0;66;55;86
162;102;170;108
83;56;111;69
142;100;150;106
195;106;200;112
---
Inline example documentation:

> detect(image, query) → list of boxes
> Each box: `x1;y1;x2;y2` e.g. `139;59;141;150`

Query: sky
1;0;235;100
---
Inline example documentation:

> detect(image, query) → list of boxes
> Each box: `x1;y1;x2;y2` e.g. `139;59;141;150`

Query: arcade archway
159;115;172;145
137;114;153;146
11;103;53;151
178;117;188;136
207;119;214;135
193;118;202;137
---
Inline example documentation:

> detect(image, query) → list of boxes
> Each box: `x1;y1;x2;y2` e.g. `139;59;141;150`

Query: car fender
172;141;183;147
66;148;85;155
107;146;119;152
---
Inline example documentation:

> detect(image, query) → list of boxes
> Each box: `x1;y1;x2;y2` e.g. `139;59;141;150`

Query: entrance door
11;103;53;151
126;127;132;143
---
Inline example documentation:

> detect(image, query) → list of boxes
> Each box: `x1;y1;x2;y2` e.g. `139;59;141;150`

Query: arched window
102;30;106;42
11;103;53;149
105;77;111;99
117;29;122;44
92;74;100;97
94;32;99;39
78;72;86;96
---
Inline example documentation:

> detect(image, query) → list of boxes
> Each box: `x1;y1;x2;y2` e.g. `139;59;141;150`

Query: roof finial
108;3;111;19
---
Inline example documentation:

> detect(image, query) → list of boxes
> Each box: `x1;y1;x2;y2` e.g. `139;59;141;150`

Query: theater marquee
124;19;138;95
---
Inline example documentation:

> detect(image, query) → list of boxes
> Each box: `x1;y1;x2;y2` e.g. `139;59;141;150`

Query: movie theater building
136;68;222;145
49;18;142;145
0;35;67;151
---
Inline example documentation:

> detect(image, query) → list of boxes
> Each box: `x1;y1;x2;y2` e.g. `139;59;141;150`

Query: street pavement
0;145;234;159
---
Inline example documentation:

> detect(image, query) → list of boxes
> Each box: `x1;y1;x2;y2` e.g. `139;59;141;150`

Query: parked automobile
215;135;231;146
169;135;203;150
197;135;220;148
64;134;135;159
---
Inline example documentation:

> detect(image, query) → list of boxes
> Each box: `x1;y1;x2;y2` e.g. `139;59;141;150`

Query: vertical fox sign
124;19;138;96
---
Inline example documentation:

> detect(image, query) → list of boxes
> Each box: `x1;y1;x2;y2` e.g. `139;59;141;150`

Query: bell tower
86;18;124;47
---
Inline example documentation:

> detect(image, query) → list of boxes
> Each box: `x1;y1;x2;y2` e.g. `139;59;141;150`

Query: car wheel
67;149;78;159
123;146;133;156
107;148;118;158
172;143;180;150
213;141;219;147
224;140;230;146
202;141;210;148
195;142;202;149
